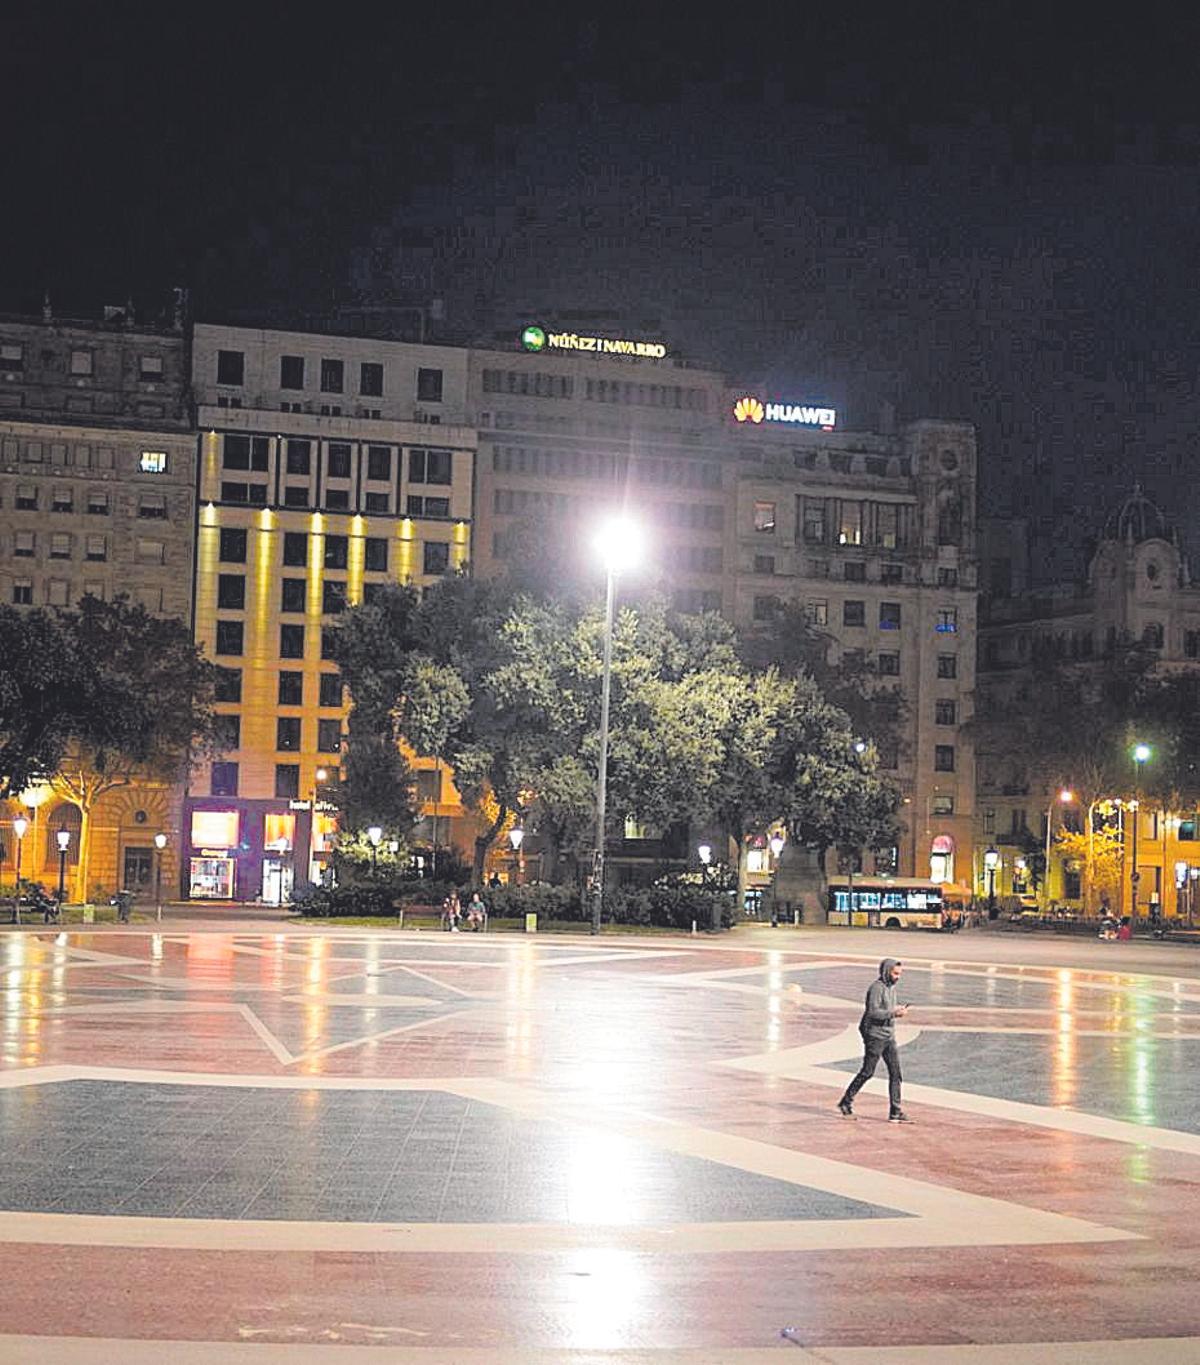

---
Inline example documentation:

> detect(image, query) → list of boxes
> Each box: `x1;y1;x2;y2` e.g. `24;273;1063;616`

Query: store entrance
261;858;293;907
123;847;153;893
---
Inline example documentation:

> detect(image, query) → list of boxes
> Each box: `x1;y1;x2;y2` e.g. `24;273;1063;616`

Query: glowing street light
367;825;383;877
11;815;28;925
1043;788;1075;911
768;833;785;859
54;827;71;918
983;845;1000;917
154;832;167;922
1130;743;1151;924
590;515;643;935
508;826;525;886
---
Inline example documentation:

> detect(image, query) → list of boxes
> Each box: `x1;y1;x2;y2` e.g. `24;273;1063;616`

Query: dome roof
1101;486;1175;545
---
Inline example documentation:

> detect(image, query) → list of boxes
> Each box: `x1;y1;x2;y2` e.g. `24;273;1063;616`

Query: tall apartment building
724;401;979;887
469;329;731;613
186;325;475;902
977;489;1200;914
0;310;194;894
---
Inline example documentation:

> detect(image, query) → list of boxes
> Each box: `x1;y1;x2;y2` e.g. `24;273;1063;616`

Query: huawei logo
733;396;764;424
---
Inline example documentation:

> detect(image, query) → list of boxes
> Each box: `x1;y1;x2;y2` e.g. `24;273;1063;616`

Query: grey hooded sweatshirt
858;958;901;1040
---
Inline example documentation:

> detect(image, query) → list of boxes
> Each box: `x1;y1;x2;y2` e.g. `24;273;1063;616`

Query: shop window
192;808;239;845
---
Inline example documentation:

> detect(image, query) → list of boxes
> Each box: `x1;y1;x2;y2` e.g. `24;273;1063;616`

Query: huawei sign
733;396;765;424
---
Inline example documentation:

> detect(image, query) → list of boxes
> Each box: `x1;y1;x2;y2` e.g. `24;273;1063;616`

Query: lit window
85;535;107;561
879;601;901;630
753;501;776;532
47;579;70;607
936;608;958;634
140;450;168;473
0;343;23;372
139;356;164;383
70;349;94;377
14;530;35;557
191;809;239;846
49;533;72;560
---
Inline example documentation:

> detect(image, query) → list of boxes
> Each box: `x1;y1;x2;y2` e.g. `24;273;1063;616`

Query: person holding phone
837;958;911;1122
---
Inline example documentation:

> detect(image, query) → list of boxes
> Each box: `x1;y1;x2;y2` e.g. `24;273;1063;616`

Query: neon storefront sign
733;395;836;429
521;324;667;359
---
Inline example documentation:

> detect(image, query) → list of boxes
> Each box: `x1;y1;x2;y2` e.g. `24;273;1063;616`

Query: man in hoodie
837;958;911;1122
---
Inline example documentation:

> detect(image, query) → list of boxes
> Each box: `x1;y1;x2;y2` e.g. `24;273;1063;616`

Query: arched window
46;802;81;867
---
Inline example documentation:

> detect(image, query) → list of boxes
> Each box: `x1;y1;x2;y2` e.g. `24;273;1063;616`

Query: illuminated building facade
727;411;979;890
977;490;1200;915
0;309;193;896
186;325;475;902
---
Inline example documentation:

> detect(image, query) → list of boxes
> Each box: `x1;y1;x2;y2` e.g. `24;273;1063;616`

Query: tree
394;655;469;871
48;597;215;901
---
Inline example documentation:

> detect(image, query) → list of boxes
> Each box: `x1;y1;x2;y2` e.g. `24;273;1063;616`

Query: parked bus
826;877;947;930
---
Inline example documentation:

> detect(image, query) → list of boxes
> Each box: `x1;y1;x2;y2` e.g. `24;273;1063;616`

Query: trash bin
524;912;538;934
82;904;94;924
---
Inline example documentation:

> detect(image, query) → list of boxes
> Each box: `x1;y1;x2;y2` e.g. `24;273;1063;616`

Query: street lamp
984;845;1000;918
55;827;70;914
153;832;167;922
1043;789;1074;911
508;826;525;886
12;815;28;925
1131;743;1151;927
591;515;643;935
697;843;720;931
367;825;382;877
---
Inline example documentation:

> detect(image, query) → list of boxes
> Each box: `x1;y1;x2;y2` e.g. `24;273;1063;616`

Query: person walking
837;958;911;1122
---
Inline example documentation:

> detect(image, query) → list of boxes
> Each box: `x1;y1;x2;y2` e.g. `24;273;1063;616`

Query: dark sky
6;7;1200;583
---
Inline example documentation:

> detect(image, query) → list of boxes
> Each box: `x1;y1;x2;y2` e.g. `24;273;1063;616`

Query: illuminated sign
521;324;667;359
733;396;836;430
191;809;239;848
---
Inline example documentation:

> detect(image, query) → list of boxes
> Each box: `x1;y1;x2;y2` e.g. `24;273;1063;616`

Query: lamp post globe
153;832;167;923
367;825;383;877
1130;743;1152;925
11;815;28;925
984;845;1000;917
590;515;643;936
55;826;70;913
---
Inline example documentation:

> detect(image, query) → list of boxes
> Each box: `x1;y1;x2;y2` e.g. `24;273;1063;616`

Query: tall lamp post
1131;743;1151;927
153;832;167;922
55;827;70;913
1043;788;1074;911
590;516;643;936
12;815;28;925
508;826;525;886
769;832;785;927
698;843;717;931
367;825;382;878
984;845;1000;919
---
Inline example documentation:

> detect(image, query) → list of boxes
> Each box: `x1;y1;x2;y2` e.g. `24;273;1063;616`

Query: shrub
483;884;585;922
606;884;733;930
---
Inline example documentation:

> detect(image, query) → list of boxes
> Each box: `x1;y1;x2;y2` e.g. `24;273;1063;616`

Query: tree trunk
473;803;508;885
1084;800;1097;915
732;831;747;916
75;800;92;905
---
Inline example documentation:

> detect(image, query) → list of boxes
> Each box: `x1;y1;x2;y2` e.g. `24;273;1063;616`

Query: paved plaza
2;926;1200;1362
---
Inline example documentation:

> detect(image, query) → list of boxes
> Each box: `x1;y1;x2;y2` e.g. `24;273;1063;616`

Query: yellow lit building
186;325;475;902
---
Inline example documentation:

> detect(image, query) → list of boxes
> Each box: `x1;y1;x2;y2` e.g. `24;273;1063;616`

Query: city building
724;400;979;890
185;324;476;902
976;489;1200;914
0;308;193;896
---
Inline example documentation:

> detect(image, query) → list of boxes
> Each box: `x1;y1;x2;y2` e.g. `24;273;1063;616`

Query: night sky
6;8;1200;582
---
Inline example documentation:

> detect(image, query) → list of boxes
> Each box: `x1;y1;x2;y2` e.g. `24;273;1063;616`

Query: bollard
793;909;800;926
691;920;697;935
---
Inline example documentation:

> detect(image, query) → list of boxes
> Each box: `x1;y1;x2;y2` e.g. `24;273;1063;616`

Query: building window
324;535;348;569
276;717;301;752
219;528;247;563
320;358;344;393
85;534;107;562
935;699;957;725
322;580;347;614
282;532;307;567
932;794;955;815
934;744;956;772
274;764;300;799
216;350;244;386
138;493;168;519
280;355;305;389
0;343;23;372
327;443;352;479
280;578;306;613
217;574;245;610
983;807;995;834
937;653;957;679
214;667;242;703
808;559;830;579
363;538;388;572
881;562;903;584
844;561;866;583
937;566;958;587
877;739;899;771
364;491;389;513
277;670;303;706
360;362;384;397
11;579;32;605
875;504;899;549
325;489;350;510
878;651;900;676
214;714;241;752
286;440;311;475
843;600;865;627
423;541;450;576
752;595;779;622
211;762;239;797
409;447;452;484
49;487;72;514
1144;621;1164;649
82;580;104;600
879;601;901;630
15;485;37;510
802;500;826;543
136;538;165;565
215;620;244;656
280;624;305;658
14;530;35;558
838;502;863;546
223;435;269;471
753;501;776;532
87;490;109;515
804;599;828;626
139;450;168;474
317;718;342;753
318;672;343;707
285;486;310;508
753;554;775;575
366;446;391;481
407;494;450;517
47;579;70;607
1186;631;1200;659
417;367;443;402
936;608;958;633
70;349;94;377
321;628;338;660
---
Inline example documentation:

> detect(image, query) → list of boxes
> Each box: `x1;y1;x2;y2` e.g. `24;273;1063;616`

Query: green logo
521;324;546;352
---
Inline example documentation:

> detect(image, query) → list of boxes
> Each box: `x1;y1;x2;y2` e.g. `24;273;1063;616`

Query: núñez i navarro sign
521;324;667;359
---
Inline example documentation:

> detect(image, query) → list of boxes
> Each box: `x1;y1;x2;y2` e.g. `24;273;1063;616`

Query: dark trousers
840;1033;902;1113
